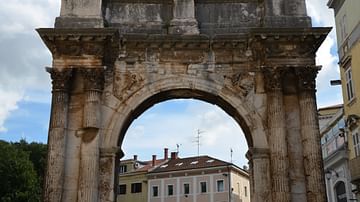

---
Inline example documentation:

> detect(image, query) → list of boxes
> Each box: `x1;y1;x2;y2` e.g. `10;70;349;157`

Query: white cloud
123;101;248;167
306;0;343;107
0;0;59;134
0;90;23;132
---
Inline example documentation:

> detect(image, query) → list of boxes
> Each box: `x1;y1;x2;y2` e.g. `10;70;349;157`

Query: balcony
349;156;360;183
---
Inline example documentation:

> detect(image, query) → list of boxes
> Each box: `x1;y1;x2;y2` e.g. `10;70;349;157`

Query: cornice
37;28;119;57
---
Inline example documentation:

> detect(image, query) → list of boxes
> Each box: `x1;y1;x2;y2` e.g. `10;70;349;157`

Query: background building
118;150;249;202
328;0;360;200
318;105;356;202
117;149;169;202
147;154;249;202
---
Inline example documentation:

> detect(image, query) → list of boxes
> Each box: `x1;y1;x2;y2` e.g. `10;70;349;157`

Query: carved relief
113;70;145;100
47;68;73;92
224;72;255;97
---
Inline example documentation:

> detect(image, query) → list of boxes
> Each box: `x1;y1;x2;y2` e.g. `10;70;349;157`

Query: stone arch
37;0;331;201
102;76;268;150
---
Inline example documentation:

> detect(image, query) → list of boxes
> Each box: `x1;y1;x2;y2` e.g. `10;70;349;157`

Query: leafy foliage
0;140;47;202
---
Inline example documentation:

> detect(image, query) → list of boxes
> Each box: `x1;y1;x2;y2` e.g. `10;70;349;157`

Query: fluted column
264;68;290;202
44;68;73;202
249;148;272;202
297;67;327;202
99;147;121;202
78;67;104;202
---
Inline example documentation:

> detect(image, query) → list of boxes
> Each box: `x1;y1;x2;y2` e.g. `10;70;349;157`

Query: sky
0;0;343;167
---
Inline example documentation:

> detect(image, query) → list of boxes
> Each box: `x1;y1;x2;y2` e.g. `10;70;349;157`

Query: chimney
171;152;178;160
133;155;138;161
152;155;157;167
164;148;169;160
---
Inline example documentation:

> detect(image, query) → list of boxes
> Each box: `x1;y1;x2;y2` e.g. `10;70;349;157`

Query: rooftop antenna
176;143;182;154
194;129;205;157
230;148;233;163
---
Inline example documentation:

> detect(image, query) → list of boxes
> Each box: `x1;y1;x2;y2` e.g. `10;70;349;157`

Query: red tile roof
148;155;232;173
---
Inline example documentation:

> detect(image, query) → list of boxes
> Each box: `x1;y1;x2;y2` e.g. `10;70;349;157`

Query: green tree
13;139;47;190
0;140;41;202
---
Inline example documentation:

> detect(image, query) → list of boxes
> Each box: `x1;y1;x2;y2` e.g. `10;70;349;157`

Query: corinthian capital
295;66;321;91
46;67;73;92
80;67;105;91
262;67;285;91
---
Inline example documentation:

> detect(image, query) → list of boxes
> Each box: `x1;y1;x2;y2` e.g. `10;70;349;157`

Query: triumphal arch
38;0;330;201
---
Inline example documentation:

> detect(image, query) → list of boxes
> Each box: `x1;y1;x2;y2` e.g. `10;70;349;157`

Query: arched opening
334;181;347;202
114;89;256;202
116;89;254;148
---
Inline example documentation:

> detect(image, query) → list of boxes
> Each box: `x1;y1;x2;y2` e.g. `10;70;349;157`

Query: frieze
46;67;73;92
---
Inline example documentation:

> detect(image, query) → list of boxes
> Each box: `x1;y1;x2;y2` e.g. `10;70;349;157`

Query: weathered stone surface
38;1;330;201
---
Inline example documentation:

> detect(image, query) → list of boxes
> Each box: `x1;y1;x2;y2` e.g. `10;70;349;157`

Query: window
131;183;142;193
118;184;126;195
184;183;190;194
340;14;347;41
190;161;198;165
200;182;207;193
353;131;360;157
119;165;127;173
168;185;174;196
217;180;224;192
345;67;355;101
152;186;159;197
244;186;248;197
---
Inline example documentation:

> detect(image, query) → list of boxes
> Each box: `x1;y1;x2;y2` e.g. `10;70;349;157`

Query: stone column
249;148;272;202
297;67;327;202
78;67;105;202
266;0;307;16
44;68;73;202
169;0;199;35
99;147;121;202
56;0;103;28
264;68;290;202
283;91;307;201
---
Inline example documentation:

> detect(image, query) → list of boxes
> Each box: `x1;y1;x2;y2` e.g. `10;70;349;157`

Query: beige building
147;154;250;202
117;149;169;202
328;0;360;199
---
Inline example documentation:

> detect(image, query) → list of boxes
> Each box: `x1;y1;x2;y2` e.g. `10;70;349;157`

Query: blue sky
0;0;343;167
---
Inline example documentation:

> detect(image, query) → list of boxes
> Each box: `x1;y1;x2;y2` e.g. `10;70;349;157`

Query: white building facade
319;105;356;202
147;155;249;202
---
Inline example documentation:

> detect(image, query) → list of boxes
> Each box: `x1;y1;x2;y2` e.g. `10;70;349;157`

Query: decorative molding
295;66;321;91
46;67;73;92
37;28;119;58
262;67;285;91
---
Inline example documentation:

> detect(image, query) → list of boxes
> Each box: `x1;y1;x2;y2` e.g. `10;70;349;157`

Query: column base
169;19;199;35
